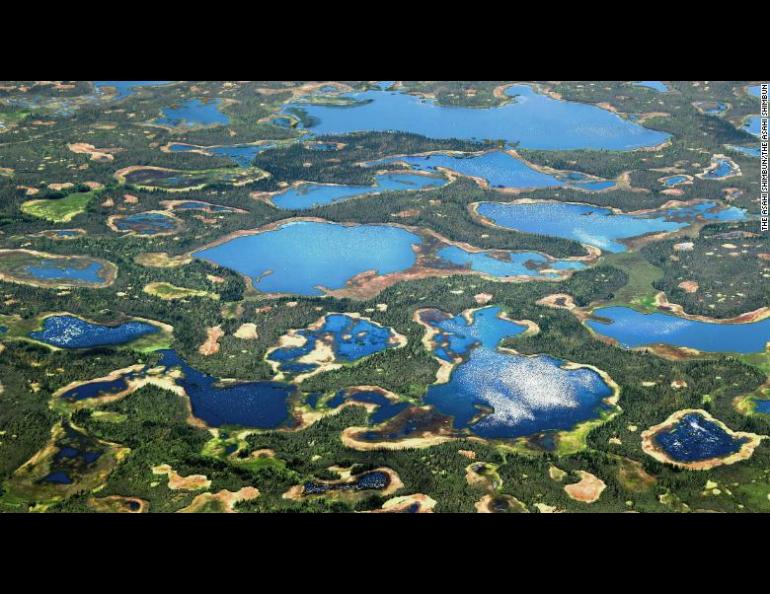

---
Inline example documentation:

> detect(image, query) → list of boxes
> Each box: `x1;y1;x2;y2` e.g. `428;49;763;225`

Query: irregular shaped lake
476;200;746;253
30;315;159;349
94;81;172;100
368;150;615;191
194;221;421;296
111;212;179;235
422;307;614;439
268;314;399;374
169;143;274;167
156;99;229;128
633;81;669;92
437;245;585;279
272;172;445;210
158;349;295;428
285;84;670;150
586;306;770;353
26;261;105;283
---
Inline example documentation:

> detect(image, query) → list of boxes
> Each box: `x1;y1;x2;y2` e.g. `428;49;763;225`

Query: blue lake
269;314;397;374
586;306;770;353
327;389;410;425
94;81;172;100
25;260;105;283
30;315;158;349
437;245;585;279
61;374;134;401
663;175;689;187
194;221;421;296
285;84;670;150
112;212;178;235
304;470;390;495
748;85;762;98
272;172;445;210
476;200;746;253
633;81;669;92
702;158;737;179
170;143;273;167
42;471;73;484
422;307;613;439
156;99;230;128
744;116;761;137
654;413;746;462
158;349;295;429
754;400;770;414
726;145;760;157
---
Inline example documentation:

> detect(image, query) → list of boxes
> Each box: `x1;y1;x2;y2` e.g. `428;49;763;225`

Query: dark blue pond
25;260;105;283
94;81;172;100
586;306;770;354
327;389;410;424
268;314;397;374
272;172;445;210
158;350;295;429
156;99;230;128
477;200;746;253
30;315;158;349
60;372;140;401
194;221;421;296
303;470;390;495
113;212;178;235
654;413;747;462
285;84;670;150
755;400;770;414
42;471;73;484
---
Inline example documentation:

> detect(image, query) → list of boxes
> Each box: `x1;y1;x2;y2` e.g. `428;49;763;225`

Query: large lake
587;306;770;353
422;306;613;439
30;315;158;349
476;200;746;252
194;221;421;296
286;85;670;150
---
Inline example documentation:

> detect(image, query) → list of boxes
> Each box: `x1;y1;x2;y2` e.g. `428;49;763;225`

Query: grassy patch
21;190;96;223
143;282;218;301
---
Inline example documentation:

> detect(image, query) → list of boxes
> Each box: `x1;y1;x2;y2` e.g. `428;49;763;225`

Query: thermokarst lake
268;314;401;375
421;306;616;440
367;151;615;191
29;315;159;349
285;84;670;150
475;200;746;253
155;99;230;128
586;306;770;354
271;172;446;210
194;221;421;296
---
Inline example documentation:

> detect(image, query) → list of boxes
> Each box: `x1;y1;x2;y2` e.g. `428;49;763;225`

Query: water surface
586;306;770;353
285;84;670;150
273;172;445;210
477;200;745;252
194;221;421;296
30;315;158;349
654;412;746;461
156;99;230;127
